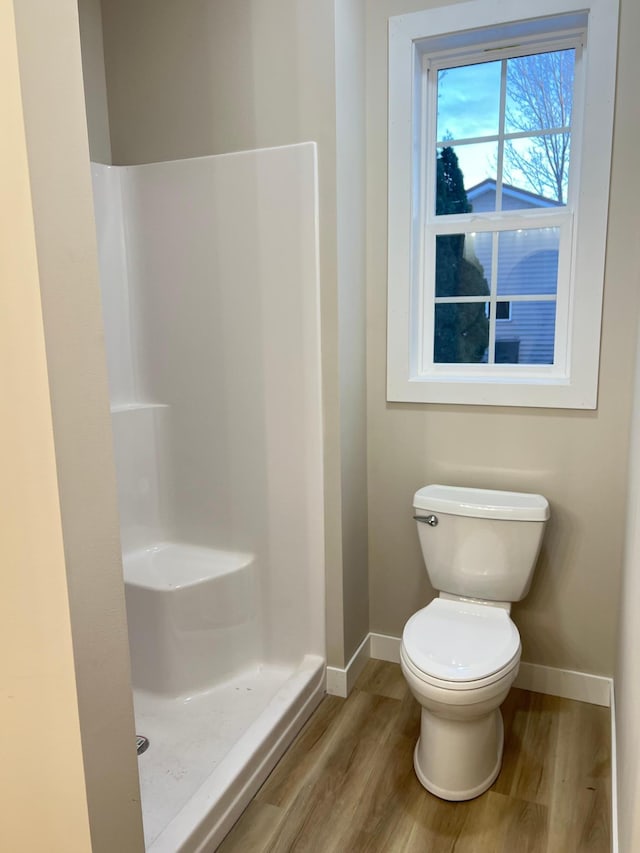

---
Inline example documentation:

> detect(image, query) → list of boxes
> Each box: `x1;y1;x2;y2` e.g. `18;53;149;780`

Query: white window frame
387;0;619;408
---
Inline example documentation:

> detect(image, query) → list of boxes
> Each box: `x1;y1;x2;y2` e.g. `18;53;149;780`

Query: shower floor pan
134;657;324;851
122;542;325;851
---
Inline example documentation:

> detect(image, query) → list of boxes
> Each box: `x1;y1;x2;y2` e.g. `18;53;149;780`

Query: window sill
387;375;596;409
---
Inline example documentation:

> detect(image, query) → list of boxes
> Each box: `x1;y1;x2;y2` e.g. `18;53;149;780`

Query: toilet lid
402;598;520;683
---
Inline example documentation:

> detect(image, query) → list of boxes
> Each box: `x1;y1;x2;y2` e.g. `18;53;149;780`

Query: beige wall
335;0;369;660
614;0;640;846
77;0;112;163
365;0;638;677
616;329;640;851
96;0;635;678
0;3;91;848
100;0;370;666
8;0;144;850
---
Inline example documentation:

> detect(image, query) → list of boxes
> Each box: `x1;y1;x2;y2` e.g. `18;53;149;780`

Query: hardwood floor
219;660;611;852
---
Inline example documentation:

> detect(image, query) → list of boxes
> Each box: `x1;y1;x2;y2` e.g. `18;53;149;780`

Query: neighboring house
464;180;561;365
466;178;562;213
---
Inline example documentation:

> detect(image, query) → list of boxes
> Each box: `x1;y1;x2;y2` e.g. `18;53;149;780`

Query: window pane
505;49;575;134
434;303;489;363
503;135;570;205
437;61;501;141
435;233;491;297
466;231;492;286
496;228;559;296
495;302;556;364
436;143;498;215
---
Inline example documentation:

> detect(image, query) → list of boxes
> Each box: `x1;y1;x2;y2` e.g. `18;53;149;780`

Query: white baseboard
513;661;612;707
328;631;613;708
369;632;401;663
326;633;370;698
325;633;401;697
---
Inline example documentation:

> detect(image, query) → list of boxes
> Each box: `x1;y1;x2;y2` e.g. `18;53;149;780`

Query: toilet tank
413;485;550;603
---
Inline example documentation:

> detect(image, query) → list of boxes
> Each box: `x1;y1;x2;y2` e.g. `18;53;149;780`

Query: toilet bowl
400;597;521;800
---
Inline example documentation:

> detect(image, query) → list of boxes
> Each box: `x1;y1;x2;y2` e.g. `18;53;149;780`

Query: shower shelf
110;401;169;414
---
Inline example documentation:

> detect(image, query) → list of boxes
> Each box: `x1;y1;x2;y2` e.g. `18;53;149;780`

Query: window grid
420;37;581;372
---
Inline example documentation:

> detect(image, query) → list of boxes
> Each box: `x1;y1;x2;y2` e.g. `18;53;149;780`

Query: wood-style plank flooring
219;660;611;852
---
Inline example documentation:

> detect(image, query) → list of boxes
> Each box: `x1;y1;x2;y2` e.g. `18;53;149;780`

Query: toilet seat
401;643;520;697
402;598;521;690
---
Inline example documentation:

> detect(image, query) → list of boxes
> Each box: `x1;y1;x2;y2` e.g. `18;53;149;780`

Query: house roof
466;178;562;207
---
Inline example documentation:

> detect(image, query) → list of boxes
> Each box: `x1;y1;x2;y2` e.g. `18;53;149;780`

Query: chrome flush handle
413;514;438;527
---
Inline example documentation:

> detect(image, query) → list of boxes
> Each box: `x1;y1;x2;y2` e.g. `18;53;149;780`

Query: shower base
122;543;325;850
138;655;324;851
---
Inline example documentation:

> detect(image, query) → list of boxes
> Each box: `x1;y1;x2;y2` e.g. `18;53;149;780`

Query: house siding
463;183;558;364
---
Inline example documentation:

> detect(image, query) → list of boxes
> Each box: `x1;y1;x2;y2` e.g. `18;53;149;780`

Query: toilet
400;484;550;801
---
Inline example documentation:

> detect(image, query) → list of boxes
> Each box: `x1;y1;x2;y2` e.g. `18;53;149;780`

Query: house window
387;0;618;408
495;302;511;322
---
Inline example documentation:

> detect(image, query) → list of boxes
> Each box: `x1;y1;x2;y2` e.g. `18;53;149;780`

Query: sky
437;60;504;190
437;60;502;142
435;52;573;197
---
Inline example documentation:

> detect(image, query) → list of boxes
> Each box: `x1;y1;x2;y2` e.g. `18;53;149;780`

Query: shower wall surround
92;143;325;852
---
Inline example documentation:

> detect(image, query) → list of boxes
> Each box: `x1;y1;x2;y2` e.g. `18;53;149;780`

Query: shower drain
136;735;150;756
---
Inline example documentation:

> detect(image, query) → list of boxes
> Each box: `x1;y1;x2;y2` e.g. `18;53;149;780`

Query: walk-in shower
92;143;325;852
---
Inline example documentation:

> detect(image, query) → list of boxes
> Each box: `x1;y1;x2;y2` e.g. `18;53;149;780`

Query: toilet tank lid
413;485;550;521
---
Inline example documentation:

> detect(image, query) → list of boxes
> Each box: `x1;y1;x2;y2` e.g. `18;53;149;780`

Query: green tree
434;147;489;363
